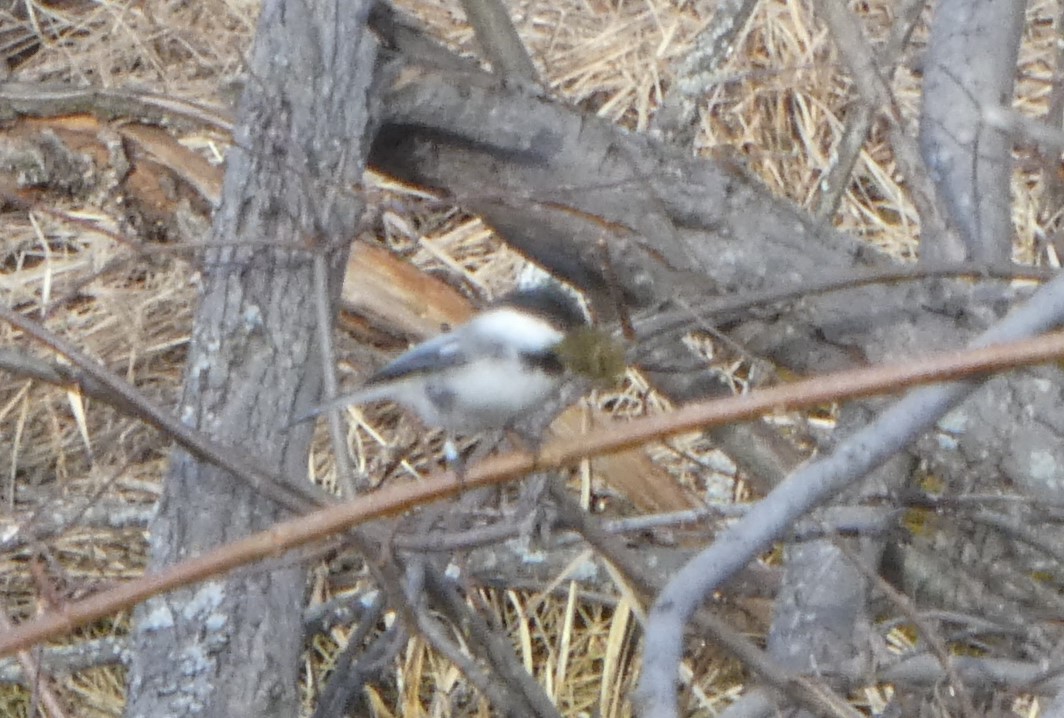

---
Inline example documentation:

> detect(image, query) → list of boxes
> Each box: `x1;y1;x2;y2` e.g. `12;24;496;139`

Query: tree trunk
123;0;378;715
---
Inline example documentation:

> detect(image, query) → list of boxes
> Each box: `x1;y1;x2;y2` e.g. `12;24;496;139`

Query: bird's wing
289;319;530;428
288;332;477;427
365;331;472;384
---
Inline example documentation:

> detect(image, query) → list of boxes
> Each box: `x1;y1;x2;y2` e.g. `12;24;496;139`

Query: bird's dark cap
493;284;587;330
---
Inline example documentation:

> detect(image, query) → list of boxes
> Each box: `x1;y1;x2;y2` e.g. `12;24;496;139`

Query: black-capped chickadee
293;284;594;437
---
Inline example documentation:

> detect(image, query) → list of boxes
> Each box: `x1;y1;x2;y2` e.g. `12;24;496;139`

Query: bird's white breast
386;355;560;433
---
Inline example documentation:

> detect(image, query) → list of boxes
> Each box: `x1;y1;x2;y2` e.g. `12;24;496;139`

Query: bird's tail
287;384;395;427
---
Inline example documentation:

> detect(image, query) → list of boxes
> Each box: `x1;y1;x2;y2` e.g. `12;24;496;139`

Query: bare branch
919;0;1027;262
548;482;860;718
0;609;69;718
308;592;390;718
831;535;979;718
652;0;759;146
636;271;1064;718
424;565;563;718
877;654;1064;693
0;305;332;513
815;0;956;258
813;0;926;221
5;316;1064;667
458;0;539;85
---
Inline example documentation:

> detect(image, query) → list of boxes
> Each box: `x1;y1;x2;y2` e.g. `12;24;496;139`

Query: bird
291;284;593;446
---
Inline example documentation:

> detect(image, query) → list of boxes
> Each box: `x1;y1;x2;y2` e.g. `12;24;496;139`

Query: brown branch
4;329;1064;656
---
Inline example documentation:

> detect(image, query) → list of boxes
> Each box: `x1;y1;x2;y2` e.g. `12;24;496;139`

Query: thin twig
0;305;333;513
424;565;563;718
311;251;360;498
632;261;1054;347
309;592;388;718
829;532;979;718
813;0;926;221
0;609;69;718
459;0;538;85
637;270;1064;718
814;0;956;255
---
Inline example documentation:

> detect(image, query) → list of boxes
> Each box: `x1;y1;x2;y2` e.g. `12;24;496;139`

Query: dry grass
1;0;1060;715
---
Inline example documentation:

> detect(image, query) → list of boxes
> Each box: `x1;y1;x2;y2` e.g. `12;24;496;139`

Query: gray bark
769;1;1040;703
637;272;1064;717
369;42;1062;486
123;0;377;716
919;0;1027;262
367;13;1064;715
651;0;759;146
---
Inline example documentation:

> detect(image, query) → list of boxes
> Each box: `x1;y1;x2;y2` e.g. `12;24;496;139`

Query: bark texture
123;1;377;715
368;13;1064;715
920;0;1027;262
